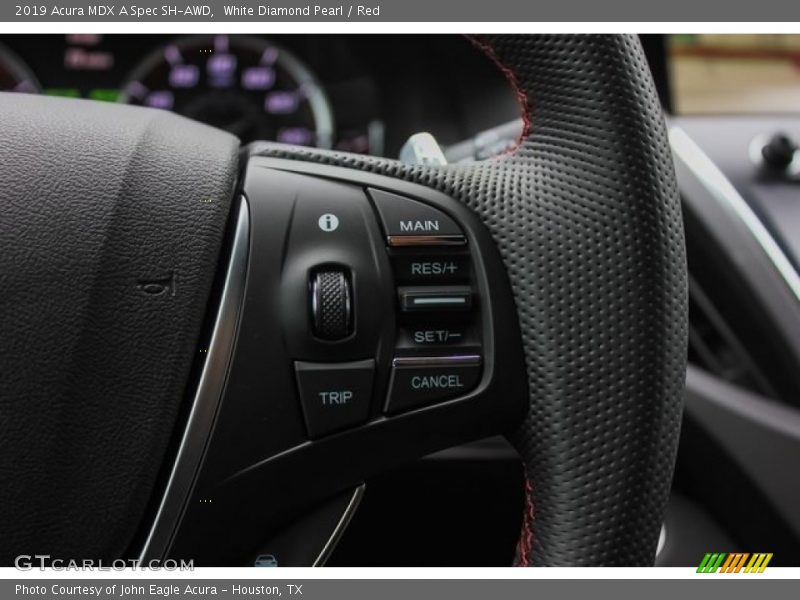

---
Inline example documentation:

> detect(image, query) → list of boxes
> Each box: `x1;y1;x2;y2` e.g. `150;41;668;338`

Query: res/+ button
392;255;470;284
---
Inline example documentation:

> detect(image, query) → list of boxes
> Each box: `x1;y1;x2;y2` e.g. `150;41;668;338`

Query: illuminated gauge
120;35;334;147
0;44;39;94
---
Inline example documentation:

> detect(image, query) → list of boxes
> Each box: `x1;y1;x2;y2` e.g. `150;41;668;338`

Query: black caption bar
3;0;800;22
5;578;799;600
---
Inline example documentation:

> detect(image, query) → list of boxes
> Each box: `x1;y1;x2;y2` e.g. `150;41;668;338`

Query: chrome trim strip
412;297;468;306
392;354;482;368
670;126;800;304
656;524;667;559
138;197;250;561
312;484;365;567
387;234;466;247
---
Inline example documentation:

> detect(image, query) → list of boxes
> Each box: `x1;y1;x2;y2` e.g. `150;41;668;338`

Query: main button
385;355;482;414
398;286;472;313
368;188;466;247
295;359;375;438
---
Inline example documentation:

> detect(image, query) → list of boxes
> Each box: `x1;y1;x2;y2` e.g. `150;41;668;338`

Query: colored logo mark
697;552;773;573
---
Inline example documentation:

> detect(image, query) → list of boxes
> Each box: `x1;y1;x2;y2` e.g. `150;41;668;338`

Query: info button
295;359;375;438
385;355;482;415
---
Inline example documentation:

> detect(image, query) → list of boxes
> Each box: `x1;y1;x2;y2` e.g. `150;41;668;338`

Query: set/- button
295;359;374;438
385;355;482;415
398;326;470;347
368;188;466;247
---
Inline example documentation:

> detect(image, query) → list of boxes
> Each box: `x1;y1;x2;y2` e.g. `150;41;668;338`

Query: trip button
385;355;482;415
295;359;375;438
368;188;466;247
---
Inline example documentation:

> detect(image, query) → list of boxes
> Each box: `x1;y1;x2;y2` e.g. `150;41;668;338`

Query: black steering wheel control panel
166;156;527;565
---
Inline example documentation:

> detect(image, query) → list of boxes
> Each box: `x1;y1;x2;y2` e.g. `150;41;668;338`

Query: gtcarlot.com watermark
14;555;194;571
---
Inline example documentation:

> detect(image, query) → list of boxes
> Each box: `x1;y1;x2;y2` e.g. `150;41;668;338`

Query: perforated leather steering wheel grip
250;34;688;566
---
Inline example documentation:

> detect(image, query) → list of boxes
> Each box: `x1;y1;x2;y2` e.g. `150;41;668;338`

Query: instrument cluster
0;34;518;157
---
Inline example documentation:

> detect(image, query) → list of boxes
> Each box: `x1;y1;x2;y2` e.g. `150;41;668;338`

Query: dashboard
0;34;518;157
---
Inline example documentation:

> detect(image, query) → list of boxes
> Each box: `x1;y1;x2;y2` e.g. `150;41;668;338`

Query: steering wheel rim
249;33;688;566
0;34;686;566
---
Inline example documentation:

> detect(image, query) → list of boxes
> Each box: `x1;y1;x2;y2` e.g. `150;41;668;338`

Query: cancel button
385;356;482;415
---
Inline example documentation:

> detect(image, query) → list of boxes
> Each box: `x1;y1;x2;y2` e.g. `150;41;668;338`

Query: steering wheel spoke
154;157;527;565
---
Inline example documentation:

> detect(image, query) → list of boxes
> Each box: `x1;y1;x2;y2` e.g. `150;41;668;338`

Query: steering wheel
0;34;687;567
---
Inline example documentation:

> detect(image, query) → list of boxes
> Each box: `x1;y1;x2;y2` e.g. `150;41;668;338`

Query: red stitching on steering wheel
466;34;537;567
514;478;536;567
464;34;532;155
